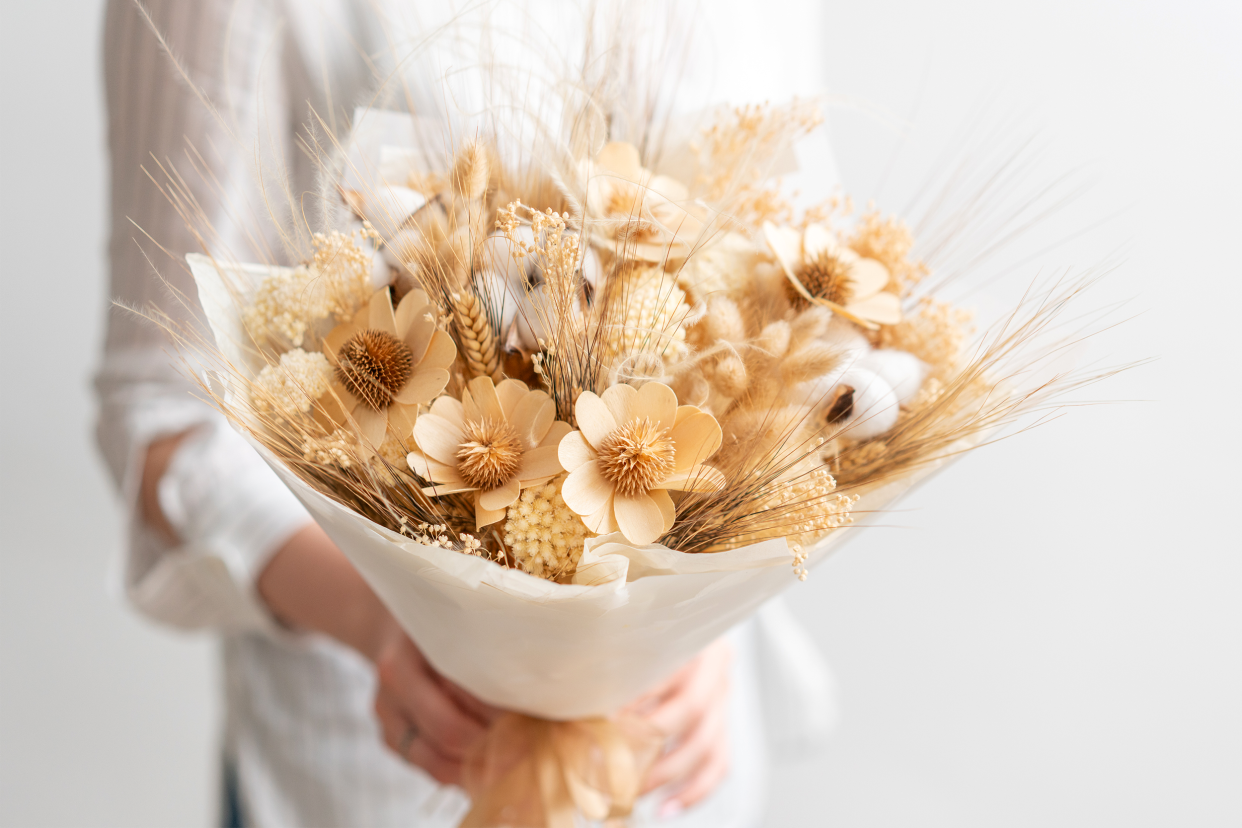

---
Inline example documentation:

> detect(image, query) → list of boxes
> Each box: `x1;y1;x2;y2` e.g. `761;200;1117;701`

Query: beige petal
323;323;356;361
802;223;838;259
475;501;508;530
420;330;457;371
597;142;643;180
463;376;503;424
631;381;677;433
353;405;388;449
413;413;466;466
557;430;596;471
574;392;618;449
387;403;419;442
662;464;727;493
403;309;436;362
601;383;637;428
650;487;676;534
539;420;573;449
561;460;613;516
668;410;722;471
407;451;468;486
846;291;903;326
395;289;430;336
613;492;666;546
314;382;353;431
423;481;476;496
510;392;555;449
429;395;464;420
496;379;531;420
583;497;618;535
368;289;398;335
762;222;803;274
847;257;890;299
395;368;449;405
478;477;521;511
517;444;563;482
648;174;689;202
350;300;371;331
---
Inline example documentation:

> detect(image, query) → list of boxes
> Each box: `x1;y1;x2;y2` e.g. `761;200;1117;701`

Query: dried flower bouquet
167;76;1110;827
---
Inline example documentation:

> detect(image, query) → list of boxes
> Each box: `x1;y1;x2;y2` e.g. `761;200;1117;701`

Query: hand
373;632;502;785
624;638;733;817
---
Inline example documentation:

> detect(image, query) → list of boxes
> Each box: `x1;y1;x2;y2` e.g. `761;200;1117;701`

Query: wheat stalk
453;290;503;382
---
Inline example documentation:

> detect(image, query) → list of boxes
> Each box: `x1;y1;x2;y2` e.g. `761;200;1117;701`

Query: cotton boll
514;285;580;351
381;229;423;276
482;227;538;287
859;348;929;406
361;184;425;231
832;366;900;441
472;270;520;335
821;317;872;368
580;245;603;292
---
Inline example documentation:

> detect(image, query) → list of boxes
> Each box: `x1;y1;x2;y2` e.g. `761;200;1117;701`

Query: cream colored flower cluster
502;478;593;580
252;348;333;419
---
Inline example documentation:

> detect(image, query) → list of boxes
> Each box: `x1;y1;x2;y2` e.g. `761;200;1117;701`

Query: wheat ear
454;291;503;382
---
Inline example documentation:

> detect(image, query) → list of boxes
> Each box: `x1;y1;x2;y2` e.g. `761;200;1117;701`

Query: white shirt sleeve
95;0;311;633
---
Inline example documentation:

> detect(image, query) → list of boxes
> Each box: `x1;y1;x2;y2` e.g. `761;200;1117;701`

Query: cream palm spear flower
316;287;455;453
558;382;725;546
763;222;902;330
407;377;570;529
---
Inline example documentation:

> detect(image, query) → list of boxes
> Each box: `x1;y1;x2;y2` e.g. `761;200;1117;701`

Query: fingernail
658;799;683;819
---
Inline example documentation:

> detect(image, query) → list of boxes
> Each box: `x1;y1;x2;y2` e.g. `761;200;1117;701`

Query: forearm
141;431;398;659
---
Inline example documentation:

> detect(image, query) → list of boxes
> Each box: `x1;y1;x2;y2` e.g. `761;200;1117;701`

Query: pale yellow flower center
335;329;413;411
596;417;676;497
795;251;854;307
456;418;524;491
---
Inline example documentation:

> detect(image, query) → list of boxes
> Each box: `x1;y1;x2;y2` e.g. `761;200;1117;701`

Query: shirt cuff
123;417;311;635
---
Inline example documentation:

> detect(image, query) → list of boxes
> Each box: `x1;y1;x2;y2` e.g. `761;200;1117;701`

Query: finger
642;690;728;793
623;656;699;715
379;646;487;759
375;690;463;785
646;646;731;741
661;739;731;814
437;674;504;725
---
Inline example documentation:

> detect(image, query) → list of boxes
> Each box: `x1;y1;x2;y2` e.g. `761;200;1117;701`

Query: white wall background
1;1;1238;826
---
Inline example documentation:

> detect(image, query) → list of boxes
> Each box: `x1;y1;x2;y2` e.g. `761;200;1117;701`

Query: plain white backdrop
1;1;1239;826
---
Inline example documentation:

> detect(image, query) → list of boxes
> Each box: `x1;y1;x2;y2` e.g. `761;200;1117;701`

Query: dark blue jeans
222;760;244;828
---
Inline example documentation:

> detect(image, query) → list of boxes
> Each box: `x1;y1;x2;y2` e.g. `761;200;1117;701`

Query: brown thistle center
596;417;676;497
793;251;854;308
456;418;525;490
335;329;414;411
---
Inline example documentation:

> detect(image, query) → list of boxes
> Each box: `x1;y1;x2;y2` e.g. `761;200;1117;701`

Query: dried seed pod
450;141;490;201
781;342;842;385
756;321;792;358
713;354;749;397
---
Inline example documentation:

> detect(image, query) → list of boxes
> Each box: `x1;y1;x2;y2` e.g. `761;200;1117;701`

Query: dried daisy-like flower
584;142;703;263
763;222;901;330
316;287;455;451
407;377;571;528
503;476;594;580
558;382;725;546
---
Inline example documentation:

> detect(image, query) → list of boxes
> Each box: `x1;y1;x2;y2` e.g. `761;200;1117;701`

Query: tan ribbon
460;714;664;828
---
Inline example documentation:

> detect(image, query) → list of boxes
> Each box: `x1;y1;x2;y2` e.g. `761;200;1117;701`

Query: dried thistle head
335;329;414;410
596;417;678;497
456;418;525;490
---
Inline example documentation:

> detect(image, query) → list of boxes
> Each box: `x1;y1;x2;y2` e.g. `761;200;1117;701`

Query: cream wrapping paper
190;235;961;721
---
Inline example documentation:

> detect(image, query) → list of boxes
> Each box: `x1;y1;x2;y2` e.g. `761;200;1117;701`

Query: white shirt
95;1;836;825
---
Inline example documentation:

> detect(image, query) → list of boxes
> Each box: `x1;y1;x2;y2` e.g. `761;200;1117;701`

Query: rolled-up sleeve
95;0;310;633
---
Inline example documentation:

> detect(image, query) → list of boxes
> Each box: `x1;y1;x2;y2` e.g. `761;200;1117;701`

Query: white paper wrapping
191;229;964;721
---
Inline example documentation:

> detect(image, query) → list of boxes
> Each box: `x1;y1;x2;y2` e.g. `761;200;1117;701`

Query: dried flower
408;377;571;528
764;222;901;329
317;287;455;452
503;477;594;580
252;348;333;420
584;143;703;262
558;382;725;545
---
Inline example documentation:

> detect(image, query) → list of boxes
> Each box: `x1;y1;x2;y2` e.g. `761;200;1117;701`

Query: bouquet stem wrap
461;714;662;828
